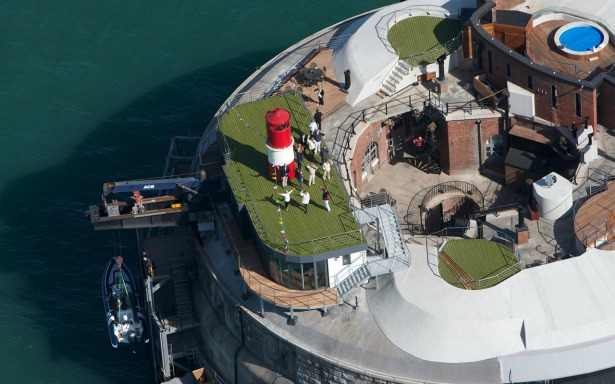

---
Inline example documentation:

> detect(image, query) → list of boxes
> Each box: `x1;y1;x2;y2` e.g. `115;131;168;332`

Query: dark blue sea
5;1;615;383
0;1;395;383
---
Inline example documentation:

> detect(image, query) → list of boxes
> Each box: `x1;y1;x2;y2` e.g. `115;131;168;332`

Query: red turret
265;108;295;182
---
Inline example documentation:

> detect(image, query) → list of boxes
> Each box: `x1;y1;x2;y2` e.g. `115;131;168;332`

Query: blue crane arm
103;177;201;196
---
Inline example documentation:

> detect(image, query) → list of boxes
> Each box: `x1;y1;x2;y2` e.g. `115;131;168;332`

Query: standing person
317;87;325;106
314;109;323;130
321;187;331;212
298;132;308;147
322;159;331;181
309;118;318;134
307;163;317;186
295;169;304;189
281;164;290;187
299;190;310;213
320;145;329;164
307;136;316;159
277;188;295;211
295;144;304;170
142;251;155;278
312;129;323;154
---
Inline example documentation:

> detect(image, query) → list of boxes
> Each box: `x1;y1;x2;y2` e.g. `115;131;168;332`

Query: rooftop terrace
218;92;363;257
388;16;462;66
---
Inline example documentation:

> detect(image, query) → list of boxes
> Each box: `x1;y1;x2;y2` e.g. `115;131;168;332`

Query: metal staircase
172;263;194;329
333;203;410;298
335;264;370;298
376;204;406;261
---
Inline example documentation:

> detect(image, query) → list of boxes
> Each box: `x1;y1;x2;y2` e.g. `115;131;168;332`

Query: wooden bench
439;250;477;290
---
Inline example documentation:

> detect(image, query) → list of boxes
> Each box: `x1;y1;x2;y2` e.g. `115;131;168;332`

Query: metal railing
420;181;484;209
359;191;395;208
403;31;463;67
330;94;415;195
214;205;341;309
194;348;228;384
333;259;367;289
375;5;458;54
426;226;523;289
572;170;615;249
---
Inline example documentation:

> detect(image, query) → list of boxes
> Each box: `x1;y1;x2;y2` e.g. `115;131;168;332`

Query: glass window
527;75;533;90
279;259;290;287
506;63;511;78
485;135;504;157
575;93;582;117
342;254;351;265
551;85;557;108
303;263;316;290
288;262;303;290
488;51;493;74
315;260;327;288
362;142;378;177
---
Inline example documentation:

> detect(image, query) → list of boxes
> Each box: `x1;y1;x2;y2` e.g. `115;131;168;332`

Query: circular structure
439;239;520;290
554;21;609;60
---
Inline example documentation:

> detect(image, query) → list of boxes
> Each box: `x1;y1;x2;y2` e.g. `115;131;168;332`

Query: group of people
277;186;331;214
274;108;334;214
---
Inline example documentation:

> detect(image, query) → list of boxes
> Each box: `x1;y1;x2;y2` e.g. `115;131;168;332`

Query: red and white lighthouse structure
265;107;295;183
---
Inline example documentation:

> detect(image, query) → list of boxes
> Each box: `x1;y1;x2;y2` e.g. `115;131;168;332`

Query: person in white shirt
309;119;318;134
322;160;331;180
306;163;317;186
307;137;316;158
299;190;310;213
278;188;294;211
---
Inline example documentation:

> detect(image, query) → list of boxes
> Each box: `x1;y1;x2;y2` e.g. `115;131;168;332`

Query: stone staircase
380;60;411;96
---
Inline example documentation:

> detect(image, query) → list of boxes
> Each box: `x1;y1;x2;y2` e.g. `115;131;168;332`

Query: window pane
315;260;327;288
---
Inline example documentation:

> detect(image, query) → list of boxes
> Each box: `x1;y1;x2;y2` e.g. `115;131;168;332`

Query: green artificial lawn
218;93;362;256
439;239;521;289
387;16;462;67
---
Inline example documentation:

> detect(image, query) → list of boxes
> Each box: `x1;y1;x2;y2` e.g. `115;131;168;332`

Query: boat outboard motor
126;330;137;343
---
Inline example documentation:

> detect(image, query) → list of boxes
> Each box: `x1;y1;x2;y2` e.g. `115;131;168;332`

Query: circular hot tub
554;21;609;60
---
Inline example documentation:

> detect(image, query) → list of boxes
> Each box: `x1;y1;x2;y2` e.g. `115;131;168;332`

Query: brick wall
441;117;502;175
599;80;615;130
476;35;598;131
349;120;392;193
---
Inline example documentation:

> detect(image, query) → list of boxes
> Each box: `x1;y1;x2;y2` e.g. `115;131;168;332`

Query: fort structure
109;1;615;383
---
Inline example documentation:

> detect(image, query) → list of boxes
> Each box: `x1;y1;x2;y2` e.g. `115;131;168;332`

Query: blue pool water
560;25;604;51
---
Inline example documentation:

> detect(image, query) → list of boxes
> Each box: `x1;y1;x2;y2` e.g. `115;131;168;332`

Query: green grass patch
387;16;462;66
439;239;521;289
219;93;362;256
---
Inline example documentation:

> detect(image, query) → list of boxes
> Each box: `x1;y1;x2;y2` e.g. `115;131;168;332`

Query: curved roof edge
470;0;615;90
331;0;477;106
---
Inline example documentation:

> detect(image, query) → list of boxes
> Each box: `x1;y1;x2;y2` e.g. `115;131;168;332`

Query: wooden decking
277;48;350;121
575;181;615;249
221;216;340;309
527;20;615;79
439;250;477;290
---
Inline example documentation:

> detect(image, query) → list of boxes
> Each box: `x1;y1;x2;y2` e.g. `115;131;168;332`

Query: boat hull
102;257;149;348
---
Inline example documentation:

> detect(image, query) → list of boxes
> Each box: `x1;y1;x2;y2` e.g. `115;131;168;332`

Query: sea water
0;1;394;383
4;1;615;383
